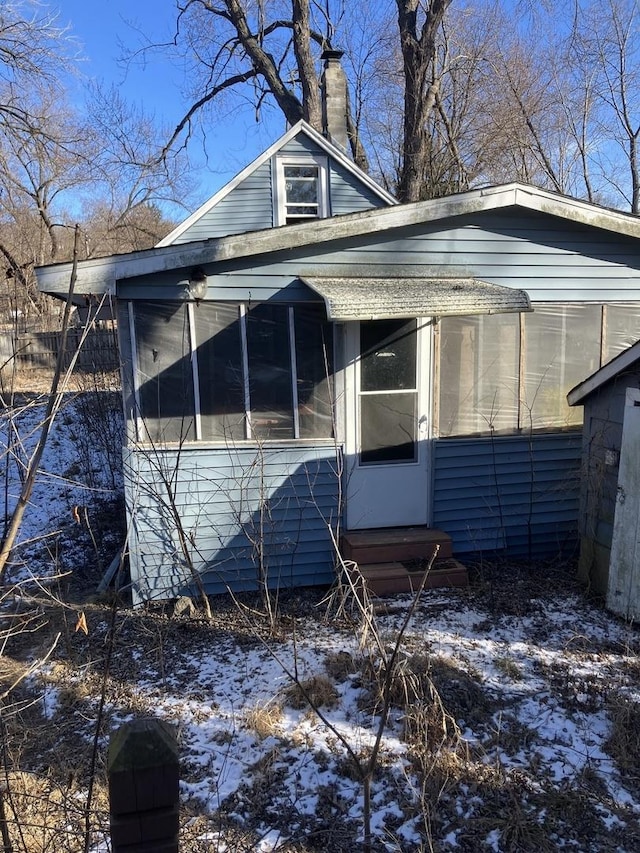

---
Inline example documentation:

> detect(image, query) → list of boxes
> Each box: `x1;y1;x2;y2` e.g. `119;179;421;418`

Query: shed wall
577;368;640;592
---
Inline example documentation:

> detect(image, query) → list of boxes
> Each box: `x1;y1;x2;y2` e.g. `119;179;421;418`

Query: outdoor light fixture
180;266;208;301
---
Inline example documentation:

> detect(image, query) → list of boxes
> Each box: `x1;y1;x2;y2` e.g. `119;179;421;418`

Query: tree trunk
225;0;305;127
396;0;452;202
292;0;322;131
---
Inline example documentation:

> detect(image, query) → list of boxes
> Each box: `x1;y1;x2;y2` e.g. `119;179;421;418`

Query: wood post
108;718;179;852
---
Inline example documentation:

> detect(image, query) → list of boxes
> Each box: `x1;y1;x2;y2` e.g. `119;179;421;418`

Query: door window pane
193;303;246;441
359;319;418;464
246;305;294;439
360;392;417;464
360;319;417;392
134;302;195;443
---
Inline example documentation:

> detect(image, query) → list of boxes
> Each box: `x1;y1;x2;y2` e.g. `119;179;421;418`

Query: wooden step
359;558;468;597
341;526;452;564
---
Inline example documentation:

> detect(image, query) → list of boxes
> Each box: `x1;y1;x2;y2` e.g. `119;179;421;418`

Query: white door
607;387;640;619
344;318;432;530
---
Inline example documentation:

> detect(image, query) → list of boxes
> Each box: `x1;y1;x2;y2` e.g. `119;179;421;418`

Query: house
35;65;640;605
568;341;640;614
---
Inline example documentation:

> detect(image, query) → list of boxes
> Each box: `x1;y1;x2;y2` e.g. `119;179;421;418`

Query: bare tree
394;0;453;201
0;1;72;140
140;1;389;181
568;0;640;212
0;5;190;322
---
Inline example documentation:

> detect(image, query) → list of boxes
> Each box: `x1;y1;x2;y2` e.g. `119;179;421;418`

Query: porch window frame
435;301;640;439
129;300;334;446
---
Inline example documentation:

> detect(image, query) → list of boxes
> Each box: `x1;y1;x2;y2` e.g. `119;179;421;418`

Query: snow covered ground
2;392;640;852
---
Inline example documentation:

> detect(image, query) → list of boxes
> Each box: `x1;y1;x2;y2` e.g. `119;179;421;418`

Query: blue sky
54;0;286;205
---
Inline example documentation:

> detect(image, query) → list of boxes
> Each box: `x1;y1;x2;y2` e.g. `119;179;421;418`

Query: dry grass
283;674;340;709
1;559;640;852
243;700;283;740
0;771;110;853
323;650;358;680
494;655;524;680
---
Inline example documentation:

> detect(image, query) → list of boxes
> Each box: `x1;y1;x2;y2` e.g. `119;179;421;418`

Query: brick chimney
321;49;348;153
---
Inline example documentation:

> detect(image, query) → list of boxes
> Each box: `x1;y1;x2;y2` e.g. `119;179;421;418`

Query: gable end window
274;156;329;226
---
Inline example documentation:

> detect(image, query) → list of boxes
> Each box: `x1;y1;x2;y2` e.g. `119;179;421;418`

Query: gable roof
156;120;397;247
36;182;640;296
567;340;640;406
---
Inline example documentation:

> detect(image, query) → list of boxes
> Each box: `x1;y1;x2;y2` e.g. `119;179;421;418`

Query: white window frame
273;154;330;226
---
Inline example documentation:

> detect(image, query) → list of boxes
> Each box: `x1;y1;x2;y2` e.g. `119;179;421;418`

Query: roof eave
36;182;640;296
568;339;640;405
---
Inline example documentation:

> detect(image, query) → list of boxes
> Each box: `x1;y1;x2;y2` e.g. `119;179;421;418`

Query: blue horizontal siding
279;136;323;158
119;209;640;303
174;164;274;241
124;444;340;605
432;432;582;558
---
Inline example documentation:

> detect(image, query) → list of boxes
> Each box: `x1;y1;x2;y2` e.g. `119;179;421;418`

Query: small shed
568;341;640;606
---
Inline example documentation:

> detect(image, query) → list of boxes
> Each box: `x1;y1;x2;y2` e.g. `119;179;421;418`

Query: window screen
294;305;334;438
439;314;519;436
603;304;640;362
438;303;608;437
193;303;245;442
522;305;600;430
134;302;195;443
246;304;294;439
132;301;334;444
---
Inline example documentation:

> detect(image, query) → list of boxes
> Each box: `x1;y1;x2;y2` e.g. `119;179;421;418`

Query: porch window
133;302;195;443
192;303;245;442
246;304;294;439
438;302;640;437
131;301;333;444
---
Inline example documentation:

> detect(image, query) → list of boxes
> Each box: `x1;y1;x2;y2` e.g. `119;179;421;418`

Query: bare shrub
323;650;358;680
1;770;109;853
605;693;640;777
